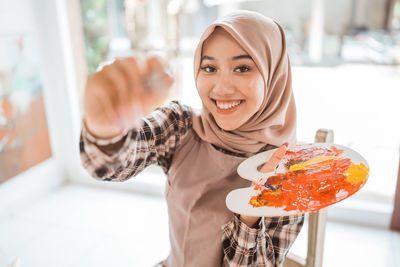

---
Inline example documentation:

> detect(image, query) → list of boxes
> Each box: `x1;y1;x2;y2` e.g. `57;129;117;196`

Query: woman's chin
216;121;240;131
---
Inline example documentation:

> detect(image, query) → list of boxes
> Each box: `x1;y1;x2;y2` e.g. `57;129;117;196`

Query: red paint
250;146;366;212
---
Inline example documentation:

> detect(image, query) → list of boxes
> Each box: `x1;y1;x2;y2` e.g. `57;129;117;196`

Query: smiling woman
80;10;303;267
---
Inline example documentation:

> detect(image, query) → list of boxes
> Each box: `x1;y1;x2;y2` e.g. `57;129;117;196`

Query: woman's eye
234;65;251;73
200;65;217;73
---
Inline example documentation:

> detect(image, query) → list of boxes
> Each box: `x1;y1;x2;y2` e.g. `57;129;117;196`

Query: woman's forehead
201;27;248;57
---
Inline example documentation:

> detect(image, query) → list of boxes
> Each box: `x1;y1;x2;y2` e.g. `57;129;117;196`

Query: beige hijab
191;10;296;154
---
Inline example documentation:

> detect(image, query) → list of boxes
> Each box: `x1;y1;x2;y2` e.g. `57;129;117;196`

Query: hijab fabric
191;10;297;154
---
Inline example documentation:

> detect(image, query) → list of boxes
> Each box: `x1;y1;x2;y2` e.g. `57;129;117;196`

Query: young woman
80;10;304;267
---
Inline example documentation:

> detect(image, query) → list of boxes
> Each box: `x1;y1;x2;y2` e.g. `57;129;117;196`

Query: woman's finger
115;57;145;99
145;56;165;72
100;64;129;110
259;144;287;173
84;75;122;135
143;56;174;91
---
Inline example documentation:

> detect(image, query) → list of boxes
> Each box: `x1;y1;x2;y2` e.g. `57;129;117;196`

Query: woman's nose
212;72;235;94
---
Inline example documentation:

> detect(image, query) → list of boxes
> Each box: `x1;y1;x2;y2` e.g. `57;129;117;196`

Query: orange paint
250;146;369;212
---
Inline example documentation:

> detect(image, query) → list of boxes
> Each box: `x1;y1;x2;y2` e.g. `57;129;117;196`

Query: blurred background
0;0;399;266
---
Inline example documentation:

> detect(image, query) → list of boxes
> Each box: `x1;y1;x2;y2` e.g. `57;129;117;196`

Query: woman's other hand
83;56;173;139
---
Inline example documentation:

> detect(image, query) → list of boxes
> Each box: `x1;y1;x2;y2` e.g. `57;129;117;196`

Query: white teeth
215;100;242;110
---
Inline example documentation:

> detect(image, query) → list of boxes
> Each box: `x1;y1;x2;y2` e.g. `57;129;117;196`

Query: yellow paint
344;163;369;185
289;156;338;172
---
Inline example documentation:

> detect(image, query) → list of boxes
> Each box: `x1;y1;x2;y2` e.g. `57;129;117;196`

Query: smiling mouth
213;99;244;113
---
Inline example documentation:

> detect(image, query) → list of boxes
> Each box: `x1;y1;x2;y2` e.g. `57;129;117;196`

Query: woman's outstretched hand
239;144;287;228
83;56;174;139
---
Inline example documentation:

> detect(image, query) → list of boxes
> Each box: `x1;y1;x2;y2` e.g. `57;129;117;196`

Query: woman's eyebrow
201;55;214;61
232;54;252;60
201;54;252;61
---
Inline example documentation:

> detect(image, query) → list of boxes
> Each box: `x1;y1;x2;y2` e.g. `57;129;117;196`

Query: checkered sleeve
221;213;304;267
79;101;192;181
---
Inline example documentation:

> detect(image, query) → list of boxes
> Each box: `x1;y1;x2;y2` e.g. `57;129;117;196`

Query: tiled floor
1;184;399;267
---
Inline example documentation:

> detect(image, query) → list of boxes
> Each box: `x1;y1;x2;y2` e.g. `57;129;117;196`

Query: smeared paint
249;146;369;212
344;163;369;185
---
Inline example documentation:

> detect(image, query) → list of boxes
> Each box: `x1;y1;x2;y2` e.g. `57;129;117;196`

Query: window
0;0;52;184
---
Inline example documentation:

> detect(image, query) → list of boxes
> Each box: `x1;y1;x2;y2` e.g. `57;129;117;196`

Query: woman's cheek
251;76;265;106
196;78;207;100
197;79;213;104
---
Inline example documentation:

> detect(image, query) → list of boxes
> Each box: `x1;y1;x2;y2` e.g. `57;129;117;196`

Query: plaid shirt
80;101;304;266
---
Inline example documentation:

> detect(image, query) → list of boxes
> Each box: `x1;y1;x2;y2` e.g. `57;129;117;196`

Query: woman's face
196;28;265;131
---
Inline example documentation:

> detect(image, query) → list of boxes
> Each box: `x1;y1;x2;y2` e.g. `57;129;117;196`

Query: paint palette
226;143;369;216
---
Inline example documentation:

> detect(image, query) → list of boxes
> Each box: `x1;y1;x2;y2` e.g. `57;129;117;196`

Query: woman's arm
80;101;192;181
221;213;304;266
